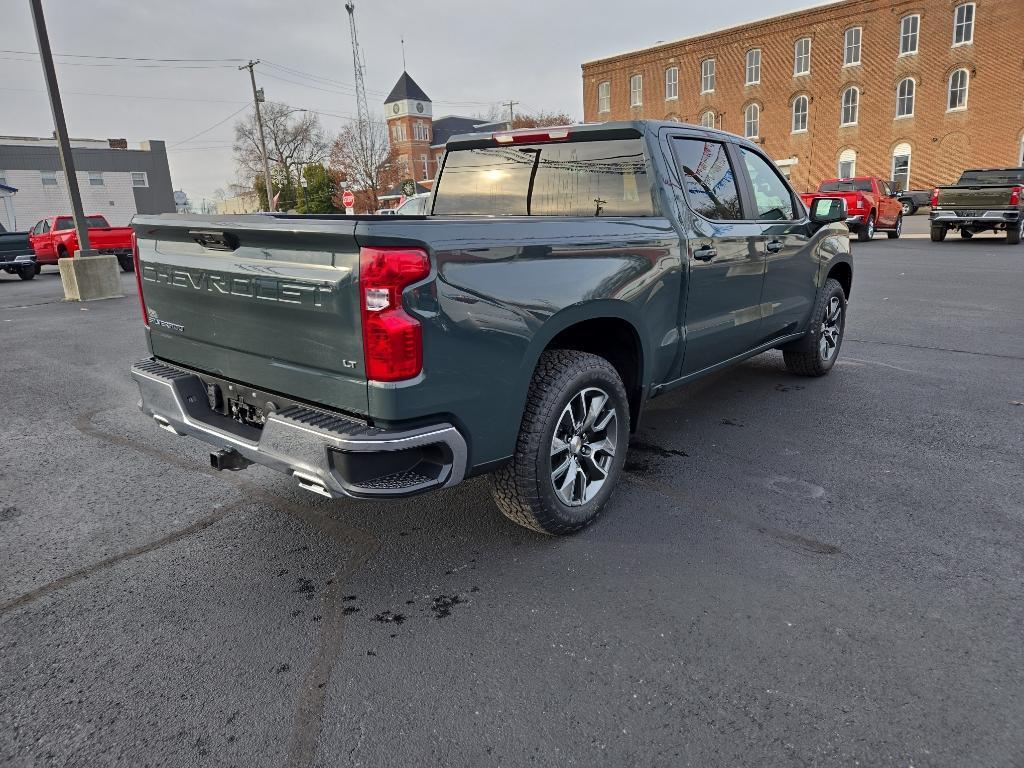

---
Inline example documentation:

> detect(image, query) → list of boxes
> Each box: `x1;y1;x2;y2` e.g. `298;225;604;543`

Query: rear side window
740;148;796;221
670;138;742;220
957;169;1024;186
432;139;654;217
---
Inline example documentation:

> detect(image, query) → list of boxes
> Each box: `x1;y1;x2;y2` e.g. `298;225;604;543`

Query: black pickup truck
930;167;1024;243
130;121;852;535
0;223;37;280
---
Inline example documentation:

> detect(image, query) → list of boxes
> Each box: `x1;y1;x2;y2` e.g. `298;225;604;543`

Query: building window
745;49;761;85
665;67;678;100
844;27;862;66
421;155;429;180
41;170;58;186
841;86;859;126
700;111;716;129
87;172;104;186
838;148;857;178
896;78;915;118
630;74;643;107
792;95;808;133
598;81;611;112
1020;136;1024;165
794;37;811;76
701;59;715;93
948;68;969;110
744;103;760;139
953;3;975;46
900;15;920;55
0;170;6;186
131;172;149;188
891;143;912;191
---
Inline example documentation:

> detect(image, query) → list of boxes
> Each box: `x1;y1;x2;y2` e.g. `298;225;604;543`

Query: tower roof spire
385;71;430;104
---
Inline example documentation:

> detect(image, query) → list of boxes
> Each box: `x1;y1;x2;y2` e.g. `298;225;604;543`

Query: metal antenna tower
345;2;370;140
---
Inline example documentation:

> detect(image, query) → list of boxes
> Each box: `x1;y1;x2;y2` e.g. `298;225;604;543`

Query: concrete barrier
58;253;123;302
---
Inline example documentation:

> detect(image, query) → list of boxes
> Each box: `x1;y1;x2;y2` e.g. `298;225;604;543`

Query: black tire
887;215;903;239
960;228;974;239
57;246;69;259
17;265;36;281
782;278;847;377
900;199;917;216
34;263;41;275
490;350;630;535
930;225;947;242
1008;219;1022;245
118;256;135;272
857;213;876;242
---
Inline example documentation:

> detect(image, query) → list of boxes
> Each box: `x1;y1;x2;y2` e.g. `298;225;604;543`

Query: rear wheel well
545;318;643;429
827;261;852;300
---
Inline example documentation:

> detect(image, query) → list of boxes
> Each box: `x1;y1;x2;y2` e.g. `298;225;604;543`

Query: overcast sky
1;0;829;205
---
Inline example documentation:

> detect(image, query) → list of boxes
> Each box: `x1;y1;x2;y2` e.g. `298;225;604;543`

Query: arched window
838;148;857;178
948;69;969;110
1019;134;1024;165
892;143;912;191
792;95;808;133
744;103;760;138
700;110;716;129
896;78;915;118
841;86;859;126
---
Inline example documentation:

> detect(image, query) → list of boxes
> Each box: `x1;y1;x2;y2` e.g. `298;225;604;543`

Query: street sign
341;189;355;208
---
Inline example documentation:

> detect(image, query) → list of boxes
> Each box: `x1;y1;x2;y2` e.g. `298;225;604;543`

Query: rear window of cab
433;139;654;217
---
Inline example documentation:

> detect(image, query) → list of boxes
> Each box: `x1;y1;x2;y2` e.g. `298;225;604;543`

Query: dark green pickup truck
930;167;1024;243
130;121;853;534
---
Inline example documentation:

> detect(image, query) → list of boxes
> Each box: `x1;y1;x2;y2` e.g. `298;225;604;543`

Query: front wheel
930;225;947;242
1008;219;1022;245
900;200;917;216
490;350;629;535
887;215;903;239
857;213;876;242
782;278;847;377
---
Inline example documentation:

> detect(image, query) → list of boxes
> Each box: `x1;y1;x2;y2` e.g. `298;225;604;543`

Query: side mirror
810;196;847;225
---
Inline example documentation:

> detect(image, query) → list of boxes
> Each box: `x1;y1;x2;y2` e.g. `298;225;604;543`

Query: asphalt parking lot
2;220;1022;767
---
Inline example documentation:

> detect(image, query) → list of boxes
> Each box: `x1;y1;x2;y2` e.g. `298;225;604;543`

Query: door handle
765;239;784;253
692;244;717;262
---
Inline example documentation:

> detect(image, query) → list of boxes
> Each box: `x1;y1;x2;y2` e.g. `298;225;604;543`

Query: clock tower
384;71;433;185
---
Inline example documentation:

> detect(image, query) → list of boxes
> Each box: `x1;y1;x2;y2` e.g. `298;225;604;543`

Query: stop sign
341;189;355;209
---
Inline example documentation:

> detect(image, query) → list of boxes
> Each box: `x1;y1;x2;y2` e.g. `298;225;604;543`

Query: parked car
129;120;853;535
374;208;396;215
0;222;37;280
929;167;1024;243
895;188;933;216
394;193;430;216
800;177;903;241
28;214;136;271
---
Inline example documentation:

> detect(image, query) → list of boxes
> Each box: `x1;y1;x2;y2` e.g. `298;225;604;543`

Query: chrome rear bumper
130;358;467;499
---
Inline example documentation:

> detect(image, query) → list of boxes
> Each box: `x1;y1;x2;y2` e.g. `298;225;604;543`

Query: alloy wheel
866;216;875;239
550;387;618;506
819;297;842;361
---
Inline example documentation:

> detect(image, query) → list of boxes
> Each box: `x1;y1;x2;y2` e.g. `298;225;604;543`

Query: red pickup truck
800;177;903;242
28;214;136;272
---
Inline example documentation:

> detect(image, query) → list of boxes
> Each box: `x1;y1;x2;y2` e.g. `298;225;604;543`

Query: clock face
416;102;424;114
392;103;400;114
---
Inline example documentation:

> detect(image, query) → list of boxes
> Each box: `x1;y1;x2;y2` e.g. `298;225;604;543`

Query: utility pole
503;100;519;130
28;0;93;259
241;60;275;212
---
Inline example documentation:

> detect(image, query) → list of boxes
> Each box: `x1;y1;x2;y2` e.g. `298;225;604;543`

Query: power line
0;49;245;62
169;103;250;147
0;55;239;69
0;85;247;104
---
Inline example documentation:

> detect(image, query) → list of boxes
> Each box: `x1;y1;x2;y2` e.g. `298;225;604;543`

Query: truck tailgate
133;214;367;415
936;186;1015;209
88;227;133;249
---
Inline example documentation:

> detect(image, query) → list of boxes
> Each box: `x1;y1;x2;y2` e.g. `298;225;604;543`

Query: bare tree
233;102;331;190
329;113;398;212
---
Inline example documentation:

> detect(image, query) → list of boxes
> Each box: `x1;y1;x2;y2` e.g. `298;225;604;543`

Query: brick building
581;0;1024;192
382;71;506;200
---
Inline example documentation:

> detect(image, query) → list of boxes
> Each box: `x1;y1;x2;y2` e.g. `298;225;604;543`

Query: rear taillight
359;247;430;381
1010;186;1022;206
930;188;940;207
132;232;148;327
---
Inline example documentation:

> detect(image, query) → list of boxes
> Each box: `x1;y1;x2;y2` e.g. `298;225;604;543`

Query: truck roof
444;120;760;151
